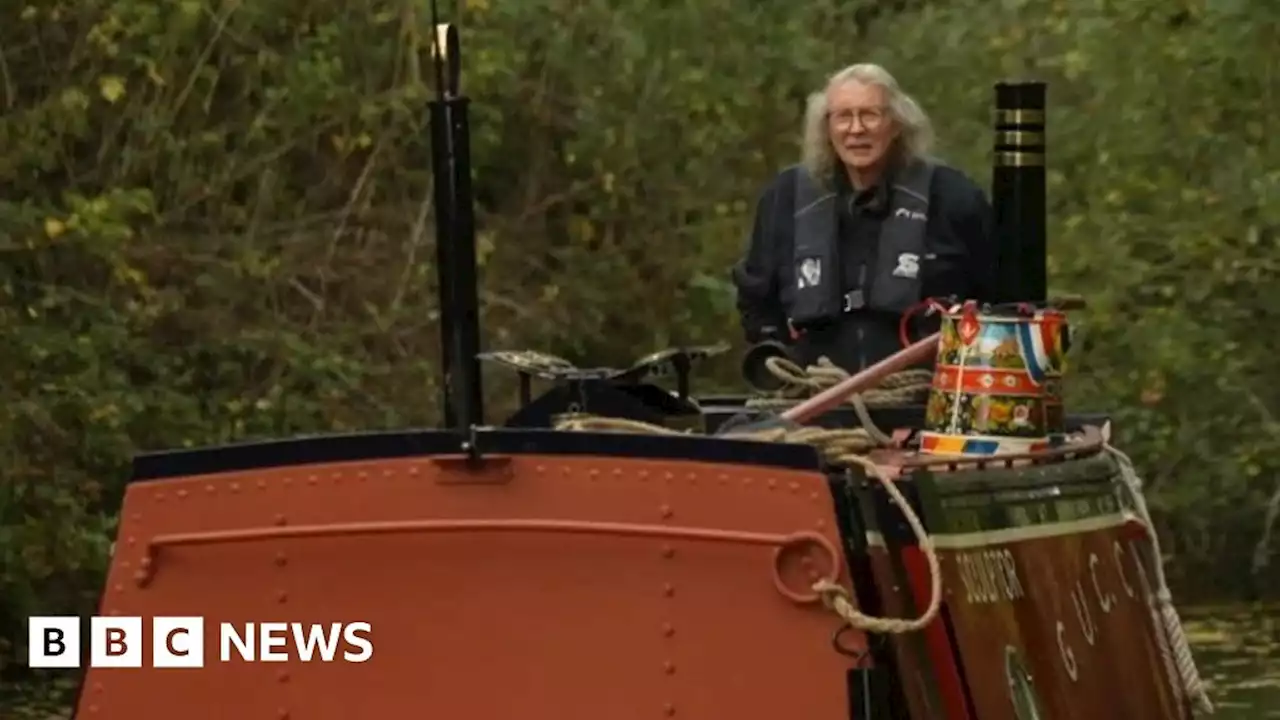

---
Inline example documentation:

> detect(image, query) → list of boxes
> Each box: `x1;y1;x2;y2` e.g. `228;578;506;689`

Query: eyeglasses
829;107;887;131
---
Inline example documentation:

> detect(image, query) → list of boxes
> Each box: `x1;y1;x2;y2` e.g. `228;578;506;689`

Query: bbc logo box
29;616;204;669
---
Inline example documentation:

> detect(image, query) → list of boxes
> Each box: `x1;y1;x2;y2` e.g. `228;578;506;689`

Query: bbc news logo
28;617;373;668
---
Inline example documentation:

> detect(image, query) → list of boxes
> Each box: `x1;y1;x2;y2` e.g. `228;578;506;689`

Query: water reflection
1185;604;1280;719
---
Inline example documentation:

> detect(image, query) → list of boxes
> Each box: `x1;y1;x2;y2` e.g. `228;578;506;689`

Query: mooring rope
1107;443;1214;715
552;414;943;636
747;357;933;445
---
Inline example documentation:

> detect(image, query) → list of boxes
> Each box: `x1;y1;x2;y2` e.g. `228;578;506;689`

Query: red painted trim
899;546;973;720
933;366;1042;395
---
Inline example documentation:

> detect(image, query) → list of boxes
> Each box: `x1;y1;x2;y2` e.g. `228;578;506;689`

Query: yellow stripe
864;513;1131;550
994;108;1046;125
994;151;1045;167
995;130;1046;146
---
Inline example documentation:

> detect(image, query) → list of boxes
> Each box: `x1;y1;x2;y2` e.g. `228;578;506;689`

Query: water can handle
898;296;952;348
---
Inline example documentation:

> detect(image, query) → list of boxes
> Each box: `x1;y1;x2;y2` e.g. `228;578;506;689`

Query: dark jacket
731;158;997;372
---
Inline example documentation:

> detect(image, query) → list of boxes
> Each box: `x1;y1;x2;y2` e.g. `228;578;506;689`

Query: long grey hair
801;63;936;185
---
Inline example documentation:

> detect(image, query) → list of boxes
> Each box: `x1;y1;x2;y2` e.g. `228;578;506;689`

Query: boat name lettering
1071;581;1097;645
1113;540;1135;597
1057;545;1141;682
956;549;1024;604
1056;620;1078;681
1090;552;1115;613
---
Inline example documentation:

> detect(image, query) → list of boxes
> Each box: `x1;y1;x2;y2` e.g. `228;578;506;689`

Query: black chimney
428;15;484;429
991;82;1048;304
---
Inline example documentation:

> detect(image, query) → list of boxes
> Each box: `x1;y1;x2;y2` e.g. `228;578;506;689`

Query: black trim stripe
129;428;823;481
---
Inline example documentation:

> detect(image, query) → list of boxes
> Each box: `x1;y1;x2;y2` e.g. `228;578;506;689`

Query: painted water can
920;301;1070;456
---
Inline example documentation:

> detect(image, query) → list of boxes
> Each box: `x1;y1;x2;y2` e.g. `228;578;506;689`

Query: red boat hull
934;518;1187;719
75;431;865;719
861;452;1193;720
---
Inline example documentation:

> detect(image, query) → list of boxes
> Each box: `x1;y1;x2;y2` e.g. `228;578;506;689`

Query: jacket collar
834;155;903;216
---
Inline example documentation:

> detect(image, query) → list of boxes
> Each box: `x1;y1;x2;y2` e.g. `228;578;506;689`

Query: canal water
1183;604;1280;719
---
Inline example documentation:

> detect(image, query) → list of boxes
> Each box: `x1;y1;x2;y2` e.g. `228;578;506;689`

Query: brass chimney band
993;106;1045;168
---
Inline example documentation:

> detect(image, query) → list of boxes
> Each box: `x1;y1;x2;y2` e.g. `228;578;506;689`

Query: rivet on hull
134;555;155;587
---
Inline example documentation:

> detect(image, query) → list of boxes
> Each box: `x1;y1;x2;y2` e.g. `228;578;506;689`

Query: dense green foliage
1;0;1276;687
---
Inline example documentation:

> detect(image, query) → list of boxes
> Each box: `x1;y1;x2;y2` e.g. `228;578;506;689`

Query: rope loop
1106;443;1214;714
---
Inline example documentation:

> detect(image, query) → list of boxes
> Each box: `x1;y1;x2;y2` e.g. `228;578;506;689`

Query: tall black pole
428;16;484;429
991;82;1047;304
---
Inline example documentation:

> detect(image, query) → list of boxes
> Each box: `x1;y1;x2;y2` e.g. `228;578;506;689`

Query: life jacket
788;158;935;325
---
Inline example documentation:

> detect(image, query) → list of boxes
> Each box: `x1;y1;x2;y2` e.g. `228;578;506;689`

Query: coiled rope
1107;444;1215;715
553;413;943;636
747;357;933;445
753;356;934;406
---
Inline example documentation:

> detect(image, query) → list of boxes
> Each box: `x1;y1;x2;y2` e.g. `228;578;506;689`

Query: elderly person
731;63;997;374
